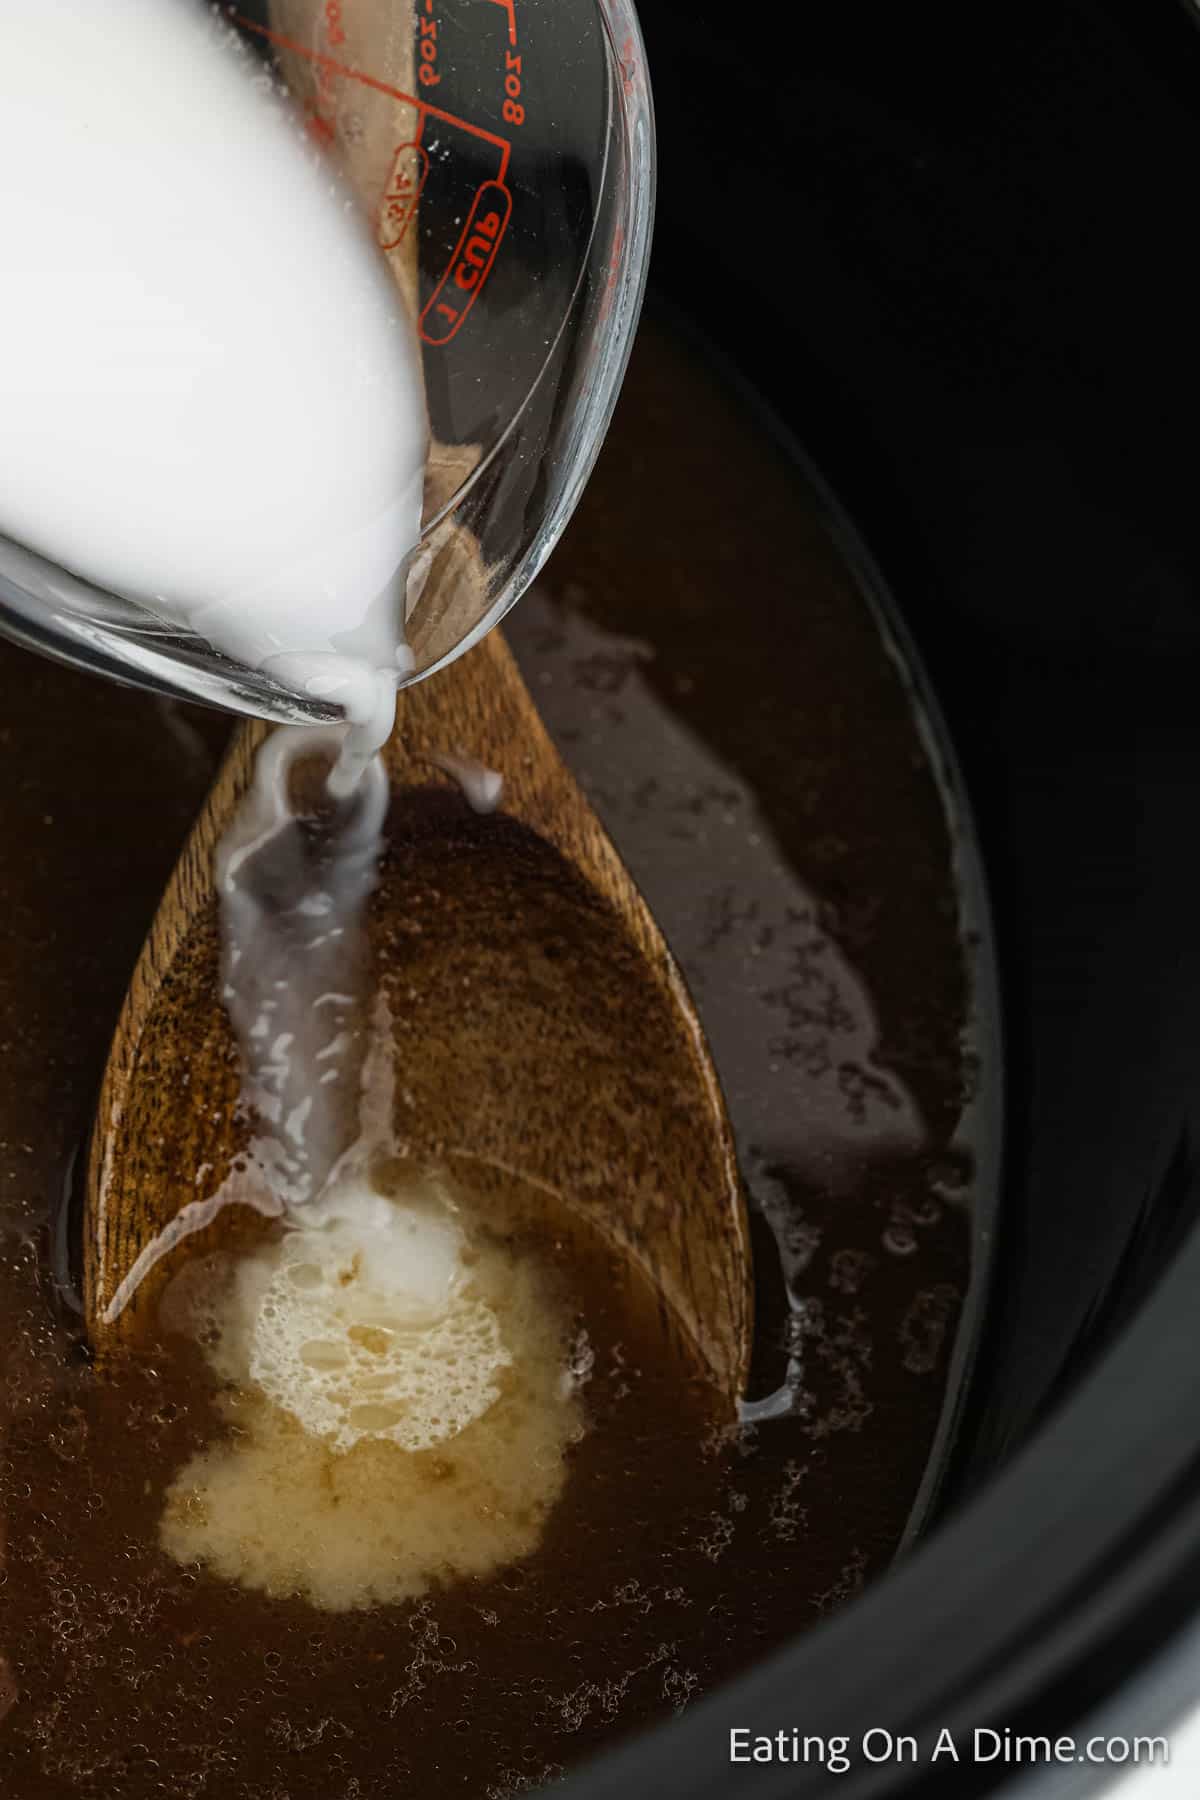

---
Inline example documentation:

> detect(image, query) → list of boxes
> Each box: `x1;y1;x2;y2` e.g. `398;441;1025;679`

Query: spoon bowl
83;628;753;1401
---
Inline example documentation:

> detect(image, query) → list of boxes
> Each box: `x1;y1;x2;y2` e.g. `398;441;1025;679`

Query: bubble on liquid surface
237;1174;507;1453
158;1170;585;1610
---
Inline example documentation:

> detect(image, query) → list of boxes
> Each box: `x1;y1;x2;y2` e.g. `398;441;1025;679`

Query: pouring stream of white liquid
102;729;393;1322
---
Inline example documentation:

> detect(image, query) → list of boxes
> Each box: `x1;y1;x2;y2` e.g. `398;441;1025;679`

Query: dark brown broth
0;317;977;1798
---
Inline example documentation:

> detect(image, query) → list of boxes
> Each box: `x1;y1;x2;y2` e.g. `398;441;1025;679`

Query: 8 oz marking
503;51;524;126
419;4;440;89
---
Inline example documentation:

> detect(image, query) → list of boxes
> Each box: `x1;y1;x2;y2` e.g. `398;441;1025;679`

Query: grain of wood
84;631;753;1396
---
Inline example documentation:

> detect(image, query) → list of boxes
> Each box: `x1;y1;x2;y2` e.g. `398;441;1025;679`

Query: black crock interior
563;0;1200;1791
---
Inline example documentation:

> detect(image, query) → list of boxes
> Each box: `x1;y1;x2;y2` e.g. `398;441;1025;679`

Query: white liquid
0;0;427;746
215;726;389;1209
427;750;505;813
102;726;392;1321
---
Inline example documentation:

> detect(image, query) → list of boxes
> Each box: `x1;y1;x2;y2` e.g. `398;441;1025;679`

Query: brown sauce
0;316;979;1798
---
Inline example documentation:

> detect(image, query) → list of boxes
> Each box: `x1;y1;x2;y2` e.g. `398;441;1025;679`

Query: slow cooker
562;0;1200;1792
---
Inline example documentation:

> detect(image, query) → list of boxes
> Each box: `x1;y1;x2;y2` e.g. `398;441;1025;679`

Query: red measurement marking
231;13;512;179
418;8;440;89
486;0;518;48
378;142;429;252
419;181;512;345
309;2;348;136
596;218;625;326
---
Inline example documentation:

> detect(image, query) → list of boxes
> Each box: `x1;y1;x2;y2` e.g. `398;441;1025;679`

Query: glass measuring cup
0;0;653;726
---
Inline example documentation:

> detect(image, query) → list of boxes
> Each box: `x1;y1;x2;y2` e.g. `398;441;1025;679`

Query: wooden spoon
83;627;754;1399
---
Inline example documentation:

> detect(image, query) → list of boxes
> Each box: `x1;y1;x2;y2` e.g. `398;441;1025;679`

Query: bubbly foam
0;0;426;743
236;1174;510;1453
159;1173;584;1611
